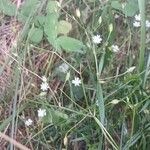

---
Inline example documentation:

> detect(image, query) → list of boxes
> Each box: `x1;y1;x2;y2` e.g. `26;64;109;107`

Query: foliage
0;0;150;149
111;0;139;17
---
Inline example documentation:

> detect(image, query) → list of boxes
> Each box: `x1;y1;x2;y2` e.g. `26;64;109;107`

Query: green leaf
18;0;39;22
123;0;138;17
35;15;46;26
44;13;61;50
0;0;17;16
29;27;43;44
111;0;138;17
57;36;85;52
46;1;59;13
111;1;122;11
44;13;58;45
43;108;69;124
57;20;72;34
47;36;61;51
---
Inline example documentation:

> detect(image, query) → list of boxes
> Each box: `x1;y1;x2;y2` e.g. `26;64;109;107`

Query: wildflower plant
0;0;149;149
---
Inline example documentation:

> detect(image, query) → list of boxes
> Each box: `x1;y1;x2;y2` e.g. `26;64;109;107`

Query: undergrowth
0;0;150;150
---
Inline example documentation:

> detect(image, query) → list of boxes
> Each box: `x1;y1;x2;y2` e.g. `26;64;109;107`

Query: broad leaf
111;1;122;11
35;15;46;26
44;13;60;50
47;36;61;51
44;13;58;44
57;20;72;34
57;36;85;52
111;0;138;17
43;108;69;124
29;27;43;44
18;0;39;22
46;1;59;13
0;0;17;16
123;1;138;17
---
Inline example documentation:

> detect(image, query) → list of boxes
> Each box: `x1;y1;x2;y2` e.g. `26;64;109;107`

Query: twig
0;132;30;150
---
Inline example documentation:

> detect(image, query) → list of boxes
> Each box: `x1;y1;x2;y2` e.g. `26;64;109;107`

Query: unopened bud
76;8;81;18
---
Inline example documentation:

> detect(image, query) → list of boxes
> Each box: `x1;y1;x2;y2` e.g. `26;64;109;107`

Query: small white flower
146;20;150;28
127;66;136;73
111;45;120;53
38;108;46;118
42;76;47;82
40;82;49;91
133;21;140;27
25;118;33;126
135;14;141;21
72;77;81;86
58;63;69;73
92;34;102;44
114;14;119;19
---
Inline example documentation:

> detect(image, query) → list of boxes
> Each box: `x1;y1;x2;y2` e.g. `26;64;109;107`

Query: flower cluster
40;76;49;91
25;118;33;126
133;14;150;28
25;108;47;126
111;45;120;53
133;14;141;27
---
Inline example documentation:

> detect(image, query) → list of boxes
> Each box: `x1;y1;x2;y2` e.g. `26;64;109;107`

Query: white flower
72;77;81;86
135;14;141;21
38;108;46;118
58;63;69;73
111;45;120;53
127;66;136;73
133;21;140;27
42;76;47;82
25;118;33;126
40;82;49;91
146;20;150;28
92;34;102;44
114;14;119;19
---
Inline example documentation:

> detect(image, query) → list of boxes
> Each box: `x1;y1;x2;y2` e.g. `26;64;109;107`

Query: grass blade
138;0;146;74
